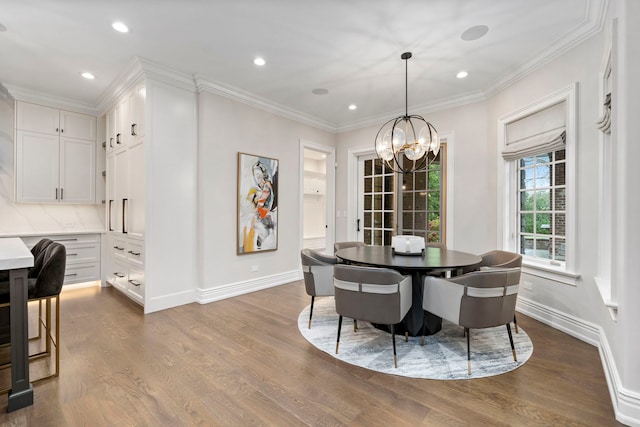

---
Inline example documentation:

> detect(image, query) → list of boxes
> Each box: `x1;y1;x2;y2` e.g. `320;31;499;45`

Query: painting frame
237;152;279;255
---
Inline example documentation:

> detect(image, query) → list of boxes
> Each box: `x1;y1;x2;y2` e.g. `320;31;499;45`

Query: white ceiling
0;0;606;132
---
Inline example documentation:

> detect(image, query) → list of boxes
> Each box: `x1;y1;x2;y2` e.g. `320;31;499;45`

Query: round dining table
335;245;482;336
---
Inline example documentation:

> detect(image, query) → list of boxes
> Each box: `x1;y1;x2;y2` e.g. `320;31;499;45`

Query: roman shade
502;101;566;161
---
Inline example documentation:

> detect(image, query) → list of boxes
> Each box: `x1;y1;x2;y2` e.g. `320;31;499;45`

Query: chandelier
375;52;440;174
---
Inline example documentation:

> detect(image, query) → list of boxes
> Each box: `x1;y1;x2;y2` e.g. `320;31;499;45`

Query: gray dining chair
334;264;411;368
465;250;523;332
300;249;337;329
333;241;366;254
421;267;521;375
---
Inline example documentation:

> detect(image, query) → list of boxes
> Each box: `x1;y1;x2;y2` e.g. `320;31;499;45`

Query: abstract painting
237;152;278;254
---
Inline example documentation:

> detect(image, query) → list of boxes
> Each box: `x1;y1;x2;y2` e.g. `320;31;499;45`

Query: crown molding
95;56;196;115
194;74;336;133
485;0;608;98
3;83;98;115
335;91;487;134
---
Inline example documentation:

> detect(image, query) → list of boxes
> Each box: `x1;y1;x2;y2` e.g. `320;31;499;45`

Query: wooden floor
0;281;622;426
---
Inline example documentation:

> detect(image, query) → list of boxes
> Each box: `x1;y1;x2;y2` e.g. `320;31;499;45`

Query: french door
356;144;446;246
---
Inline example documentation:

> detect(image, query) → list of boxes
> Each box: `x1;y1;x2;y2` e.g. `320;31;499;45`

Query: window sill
522;262;580;286
594;276;618;321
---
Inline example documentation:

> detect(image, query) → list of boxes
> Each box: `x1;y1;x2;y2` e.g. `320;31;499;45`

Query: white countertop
0;238;34;270
0;230;106;238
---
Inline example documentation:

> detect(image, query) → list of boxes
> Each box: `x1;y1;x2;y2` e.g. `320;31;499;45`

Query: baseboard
516;295;600;346
517;296;640;426
197;269;302;304
145;289;198;314
599;328;640;426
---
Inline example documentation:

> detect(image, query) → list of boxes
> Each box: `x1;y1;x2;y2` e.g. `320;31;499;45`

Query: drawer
127;265;144;305
21;233;100;248
64;262;100;285
107;259;128;292
126;240;144;266
64;242;100;265
110;237;127;261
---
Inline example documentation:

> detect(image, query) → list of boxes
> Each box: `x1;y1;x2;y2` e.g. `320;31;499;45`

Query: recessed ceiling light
80;72;95;80
112;21;129;33
348;104;357;110
312;88;329;95
461;25;489;41
254;57;266;66
456;71;468;79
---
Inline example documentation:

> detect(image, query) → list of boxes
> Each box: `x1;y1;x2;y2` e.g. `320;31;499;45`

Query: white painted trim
4;84;98;115
336;92;486;134
299;139;336;255
347;146;373;242
196;75;335;133
499;83;578;275
197;270;301;304
346;134;454;248
517;295;640;426
516;295;599;346
485;0;608;98
600;329;640;426
145;289;197;314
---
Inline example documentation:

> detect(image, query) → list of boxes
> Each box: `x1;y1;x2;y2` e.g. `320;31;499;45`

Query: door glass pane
361;146;445;246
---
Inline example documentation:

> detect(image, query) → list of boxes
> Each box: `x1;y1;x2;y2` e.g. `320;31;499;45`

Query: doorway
300;142;335;254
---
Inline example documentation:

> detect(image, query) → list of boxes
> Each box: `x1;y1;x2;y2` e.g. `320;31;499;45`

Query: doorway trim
299;139;336;254
347;132;455;246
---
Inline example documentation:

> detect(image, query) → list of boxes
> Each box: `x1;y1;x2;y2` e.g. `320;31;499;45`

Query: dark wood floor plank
0;282;622;426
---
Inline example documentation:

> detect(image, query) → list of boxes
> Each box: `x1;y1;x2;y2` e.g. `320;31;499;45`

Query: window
517;150;566;264
500;84;578;285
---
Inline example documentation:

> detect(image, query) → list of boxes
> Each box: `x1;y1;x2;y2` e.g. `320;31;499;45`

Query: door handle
108;200;114;231
122;198;128;234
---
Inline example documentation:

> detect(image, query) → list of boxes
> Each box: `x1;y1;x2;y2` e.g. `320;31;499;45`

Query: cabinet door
115;97;130;149
59;137;96;203
129;85;146;141
16;102;59;135
127;141;145;238
15;130;59;202
106;107;117;152
59;110;96;141
106;154;116;231
113;149;129;234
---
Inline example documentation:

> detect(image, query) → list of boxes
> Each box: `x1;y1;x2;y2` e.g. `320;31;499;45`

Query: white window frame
499;83;579;285
595;42;617;312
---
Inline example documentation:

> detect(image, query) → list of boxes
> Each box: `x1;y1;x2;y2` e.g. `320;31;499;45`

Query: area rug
298;297;533;380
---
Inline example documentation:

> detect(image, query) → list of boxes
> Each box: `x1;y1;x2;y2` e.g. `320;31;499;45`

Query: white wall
144;79;199;312
0;83;104;237
197;91;335;299
335;101;492;255
488;26;605;326
607;0;640;423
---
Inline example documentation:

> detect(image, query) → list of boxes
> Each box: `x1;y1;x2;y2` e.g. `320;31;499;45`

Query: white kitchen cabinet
16;102;95;141
102;61;197;314
105;82;146;307
15;101;97;203
21;234;101;286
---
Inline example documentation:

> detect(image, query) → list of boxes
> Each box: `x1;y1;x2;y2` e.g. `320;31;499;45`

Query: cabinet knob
56;128;59;132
